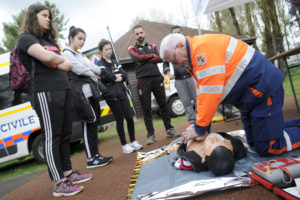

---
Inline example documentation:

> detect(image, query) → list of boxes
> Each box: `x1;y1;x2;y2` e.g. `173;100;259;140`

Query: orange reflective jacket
186;34;255;132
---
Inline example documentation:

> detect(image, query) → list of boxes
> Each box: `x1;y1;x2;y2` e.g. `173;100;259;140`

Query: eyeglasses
171;47;180;66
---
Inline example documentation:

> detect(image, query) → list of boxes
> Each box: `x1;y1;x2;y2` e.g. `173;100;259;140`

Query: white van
151;63;186;117
0;51;114;164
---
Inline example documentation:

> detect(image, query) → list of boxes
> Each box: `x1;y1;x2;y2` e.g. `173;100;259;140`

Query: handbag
96;77;116;100
71;84;96;123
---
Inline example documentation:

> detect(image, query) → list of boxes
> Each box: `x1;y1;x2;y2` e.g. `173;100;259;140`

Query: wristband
53;64;59;69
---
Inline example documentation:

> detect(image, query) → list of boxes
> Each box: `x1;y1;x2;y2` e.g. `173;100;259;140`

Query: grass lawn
0;115;187;182
283;69;300;97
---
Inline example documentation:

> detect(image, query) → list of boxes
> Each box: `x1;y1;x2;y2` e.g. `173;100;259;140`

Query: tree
244;3;259;50
257;0;275;58
277;0;292;50
256;0;286;73
207;0;296;57
287;3;300;47
268;0;285;55
288;5;300;30
209;7;246;36
228;7;241;35
0;47;5;54
1;10;25;53
0;0;69;53
215;11;223;33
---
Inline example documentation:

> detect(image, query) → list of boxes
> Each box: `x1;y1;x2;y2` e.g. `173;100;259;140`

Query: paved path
1;96;298;200
0;169;46;198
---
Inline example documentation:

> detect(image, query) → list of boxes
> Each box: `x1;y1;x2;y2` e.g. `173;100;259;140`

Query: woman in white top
64;26;113;169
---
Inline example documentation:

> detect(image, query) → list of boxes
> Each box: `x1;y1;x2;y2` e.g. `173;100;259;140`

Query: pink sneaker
68;170;93;184
53;178;84;197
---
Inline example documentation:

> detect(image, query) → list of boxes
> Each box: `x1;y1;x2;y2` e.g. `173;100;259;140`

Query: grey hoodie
63;46;99;98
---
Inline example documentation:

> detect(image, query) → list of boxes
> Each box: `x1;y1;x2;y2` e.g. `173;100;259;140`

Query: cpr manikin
174;132;247;176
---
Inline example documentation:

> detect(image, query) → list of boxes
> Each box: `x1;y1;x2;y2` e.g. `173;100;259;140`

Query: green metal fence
269;46;300;115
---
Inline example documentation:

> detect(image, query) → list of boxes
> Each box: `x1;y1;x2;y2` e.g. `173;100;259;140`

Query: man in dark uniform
163;25;197;128
128;25;180;145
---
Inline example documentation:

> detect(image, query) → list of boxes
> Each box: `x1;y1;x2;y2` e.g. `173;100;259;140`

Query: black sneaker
166;128;180;138
96;154;113;162
87;156;111;169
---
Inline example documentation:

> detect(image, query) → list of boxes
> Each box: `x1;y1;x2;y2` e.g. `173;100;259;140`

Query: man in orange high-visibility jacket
160;33;300;157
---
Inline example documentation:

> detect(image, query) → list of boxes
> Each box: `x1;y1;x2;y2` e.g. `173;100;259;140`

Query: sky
0;0;204;51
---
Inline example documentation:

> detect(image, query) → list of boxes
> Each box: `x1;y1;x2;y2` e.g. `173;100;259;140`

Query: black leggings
83;97;100;159
106;98;135;145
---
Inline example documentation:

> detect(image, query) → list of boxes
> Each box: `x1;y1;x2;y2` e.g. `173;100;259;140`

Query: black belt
176;75;191;80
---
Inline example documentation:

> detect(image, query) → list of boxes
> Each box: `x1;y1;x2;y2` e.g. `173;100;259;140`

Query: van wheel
168;96;185;117
32;134;45;163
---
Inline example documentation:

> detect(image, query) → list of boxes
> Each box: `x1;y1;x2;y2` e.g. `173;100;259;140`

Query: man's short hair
206;146;235;176
171;25;181;33
132;24;143;33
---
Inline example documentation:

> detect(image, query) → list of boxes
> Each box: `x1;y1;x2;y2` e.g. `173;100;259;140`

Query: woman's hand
115;74;123;82
57;53;72;71
88;67;95;72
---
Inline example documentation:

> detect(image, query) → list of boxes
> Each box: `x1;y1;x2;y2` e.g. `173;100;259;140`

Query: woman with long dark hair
64;26;113;168
96;39;143;154
17;4;92;197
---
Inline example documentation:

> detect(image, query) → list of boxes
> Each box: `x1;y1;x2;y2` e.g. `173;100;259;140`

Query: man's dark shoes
87;156;112;169
166;128;180;138
96;154;113;162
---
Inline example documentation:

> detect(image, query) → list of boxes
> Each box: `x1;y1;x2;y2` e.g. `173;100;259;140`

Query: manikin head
182;133;235;176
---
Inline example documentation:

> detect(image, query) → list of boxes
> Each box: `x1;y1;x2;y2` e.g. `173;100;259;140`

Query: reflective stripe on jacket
186;34;284;135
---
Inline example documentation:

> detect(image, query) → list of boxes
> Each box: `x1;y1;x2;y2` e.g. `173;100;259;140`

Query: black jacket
68;72;101;123
128;42;162;79
163;61;191;80
96;58;128;100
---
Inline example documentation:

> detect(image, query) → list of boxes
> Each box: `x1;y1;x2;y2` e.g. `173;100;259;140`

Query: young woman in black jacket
95;39;142;153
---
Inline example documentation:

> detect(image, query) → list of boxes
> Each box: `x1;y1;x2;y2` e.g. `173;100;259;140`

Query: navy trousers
241;86;300;156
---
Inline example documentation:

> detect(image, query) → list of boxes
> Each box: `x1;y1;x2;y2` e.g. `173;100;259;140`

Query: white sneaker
122;144;135;154
130;141;143;150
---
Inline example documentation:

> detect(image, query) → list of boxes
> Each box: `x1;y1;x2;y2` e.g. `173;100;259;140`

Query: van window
0;73;29;110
